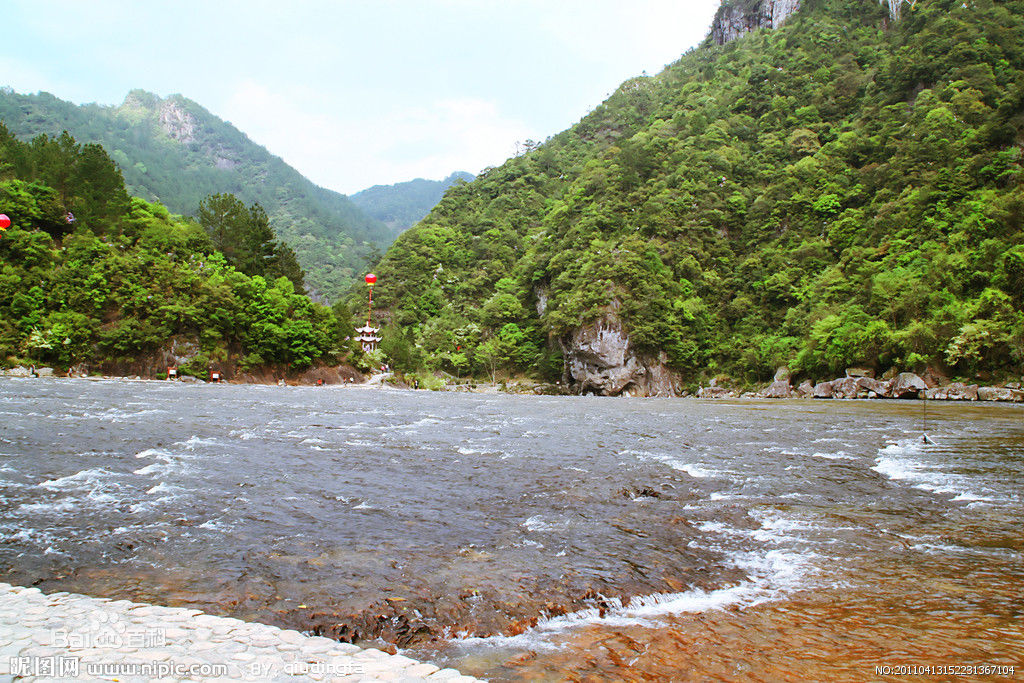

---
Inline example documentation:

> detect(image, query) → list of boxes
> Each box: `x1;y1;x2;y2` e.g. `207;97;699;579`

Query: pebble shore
0;583;482;682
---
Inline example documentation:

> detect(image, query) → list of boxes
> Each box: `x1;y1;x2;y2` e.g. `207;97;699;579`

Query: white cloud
221;81;538;195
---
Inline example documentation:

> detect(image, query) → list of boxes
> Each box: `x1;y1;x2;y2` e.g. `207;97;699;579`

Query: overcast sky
2;1;721;195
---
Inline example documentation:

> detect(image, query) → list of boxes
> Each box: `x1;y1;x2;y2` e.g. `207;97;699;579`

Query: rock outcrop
712;0;904;46
712;0;803;45
158;98;198;144
561;306;680;397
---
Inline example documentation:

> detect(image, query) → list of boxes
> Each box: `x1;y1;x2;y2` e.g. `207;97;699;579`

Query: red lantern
0;214;10;230
365;273;377;285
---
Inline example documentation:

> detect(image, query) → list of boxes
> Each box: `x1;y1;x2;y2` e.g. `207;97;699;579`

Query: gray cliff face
711;0;803;45
711;0;903;45
159;100;198;144
560;304;679;397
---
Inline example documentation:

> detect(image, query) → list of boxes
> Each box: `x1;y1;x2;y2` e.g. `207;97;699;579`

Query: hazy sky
2;1;721;194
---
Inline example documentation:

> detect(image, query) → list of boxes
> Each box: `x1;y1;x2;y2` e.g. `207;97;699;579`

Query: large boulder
697;386;731;399
831;376;860;399
795;380;815;398
978;386;1024;402
926;383;979;401
774;366;791;382
891;372;927;398
762;380;792;398
561;305;680;397
845;366;875;378
812;380;834;398
857;377;891;398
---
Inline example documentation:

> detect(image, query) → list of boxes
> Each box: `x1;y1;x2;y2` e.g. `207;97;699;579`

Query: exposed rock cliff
559;303;680;397
158;99;198;144
711;0;904;45
712;0;803;45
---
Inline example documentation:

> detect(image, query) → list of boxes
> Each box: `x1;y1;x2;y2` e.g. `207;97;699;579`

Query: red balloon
365;273;377;285
0;214;10;230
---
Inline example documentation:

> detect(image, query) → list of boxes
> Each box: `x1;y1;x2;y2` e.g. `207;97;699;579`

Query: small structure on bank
355;324;381;353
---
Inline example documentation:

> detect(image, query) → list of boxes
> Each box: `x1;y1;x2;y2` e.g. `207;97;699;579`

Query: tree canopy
363;0;1024;386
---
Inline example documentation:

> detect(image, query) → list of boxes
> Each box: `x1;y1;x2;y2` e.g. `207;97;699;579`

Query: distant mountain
350;172;475;238
0;88;387;300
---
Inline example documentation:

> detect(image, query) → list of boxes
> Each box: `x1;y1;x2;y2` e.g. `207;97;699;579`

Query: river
1;378;1021;680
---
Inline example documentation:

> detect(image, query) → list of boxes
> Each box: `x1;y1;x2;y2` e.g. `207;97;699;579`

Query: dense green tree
362;0;1024;385
0;130;345;374
198;193;305;291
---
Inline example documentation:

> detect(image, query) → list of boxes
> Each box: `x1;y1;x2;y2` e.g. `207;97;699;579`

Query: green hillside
350;172;475;239
0;88;387;301
367;0;1024;391
0;125;362;375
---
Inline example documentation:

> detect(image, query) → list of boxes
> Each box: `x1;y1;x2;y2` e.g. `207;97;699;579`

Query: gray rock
762;380;792;398
978;386;1024;402
857;377;891;397
831;377;860;399
812;381;834;398
773;366;791;382
697;386;730;399
712;0;803;45
926;383;979;401
891;372;927;398
845;367;875;378
795;380;814;398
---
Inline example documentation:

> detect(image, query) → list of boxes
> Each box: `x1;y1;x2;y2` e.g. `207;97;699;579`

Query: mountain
367;0;1024;395
0;88;387;300
350;172;476;239
0;125;363;376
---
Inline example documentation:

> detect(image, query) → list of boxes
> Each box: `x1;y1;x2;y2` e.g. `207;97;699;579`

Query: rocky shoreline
699;368;1024;403
3;365;1022;403
0;364;366;387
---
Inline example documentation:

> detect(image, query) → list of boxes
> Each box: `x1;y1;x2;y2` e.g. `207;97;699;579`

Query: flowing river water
1;378;1021;681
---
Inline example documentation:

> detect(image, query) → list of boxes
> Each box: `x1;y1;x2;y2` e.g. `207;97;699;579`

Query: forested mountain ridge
350;172;475;239
368;0;1024;395
0;125;361;376
0;88;386;300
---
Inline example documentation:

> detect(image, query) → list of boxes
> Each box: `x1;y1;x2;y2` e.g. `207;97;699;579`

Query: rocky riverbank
0;582;480;682
699;368;1024;402
0;364;365;387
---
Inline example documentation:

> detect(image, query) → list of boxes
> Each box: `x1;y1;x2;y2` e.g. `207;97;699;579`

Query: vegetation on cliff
0;125;360;375
0;89;387;300
367;0;1024;386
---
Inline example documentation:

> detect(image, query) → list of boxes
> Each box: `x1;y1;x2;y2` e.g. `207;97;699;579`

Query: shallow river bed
1;378;1021;680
